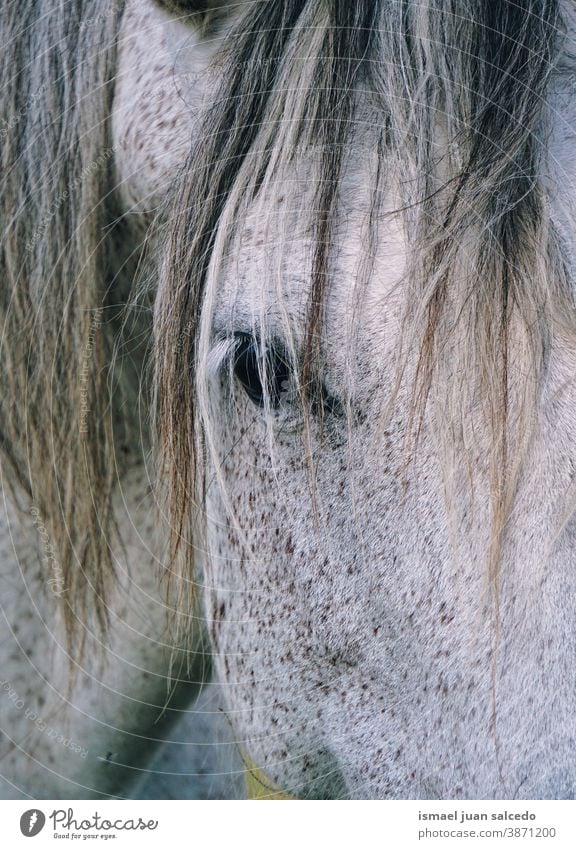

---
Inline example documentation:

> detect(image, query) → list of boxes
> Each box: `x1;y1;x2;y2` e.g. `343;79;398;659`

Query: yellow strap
244;756;295;800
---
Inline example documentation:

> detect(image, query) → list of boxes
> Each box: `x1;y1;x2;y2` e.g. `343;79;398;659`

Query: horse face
117;0;576;799
200;166;576;800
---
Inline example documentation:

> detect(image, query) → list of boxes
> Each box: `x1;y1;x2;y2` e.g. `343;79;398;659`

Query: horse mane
155;0;572;597
0;0;129;650
1;0;572;655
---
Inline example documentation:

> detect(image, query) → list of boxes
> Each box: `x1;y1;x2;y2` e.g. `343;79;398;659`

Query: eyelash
230;332;344;423
232;333;293;410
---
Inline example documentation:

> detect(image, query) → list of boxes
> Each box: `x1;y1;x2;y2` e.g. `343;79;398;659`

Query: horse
1;0;576;800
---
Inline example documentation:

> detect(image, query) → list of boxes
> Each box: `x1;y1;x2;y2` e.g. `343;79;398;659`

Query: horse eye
233;334;291;409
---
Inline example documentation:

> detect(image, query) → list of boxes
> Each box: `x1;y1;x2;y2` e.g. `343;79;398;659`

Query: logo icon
20;810;46;837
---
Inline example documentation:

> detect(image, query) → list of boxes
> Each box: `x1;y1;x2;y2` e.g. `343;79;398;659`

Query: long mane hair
0;0;129;648
1;0;573;653
156;0;572;601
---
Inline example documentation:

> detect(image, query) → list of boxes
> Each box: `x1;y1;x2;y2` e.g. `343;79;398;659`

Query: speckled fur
0;458;210;799
3;0;576;801
0;1;215;798
200;158;576;798
125;0;576;799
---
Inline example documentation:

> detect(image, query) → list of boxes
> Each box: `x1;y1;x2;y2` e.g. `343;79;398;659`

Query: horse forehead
214;154;408;360
113;0;216;214
113;2;408;323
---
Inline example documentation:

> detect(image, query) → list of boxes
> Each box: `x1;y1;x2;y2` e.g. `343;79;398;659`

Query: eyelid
232;333;292;409
153;0;231;32
205;336;238;381
208;330;346;422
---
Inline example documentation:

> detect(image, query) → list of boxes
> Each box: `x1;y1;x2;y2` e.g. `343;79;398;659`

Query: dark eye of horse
233;334;291;409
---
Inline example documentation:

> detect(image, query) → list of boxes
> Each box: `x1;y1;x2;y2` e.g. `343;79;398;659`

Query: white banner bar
1;800;575;849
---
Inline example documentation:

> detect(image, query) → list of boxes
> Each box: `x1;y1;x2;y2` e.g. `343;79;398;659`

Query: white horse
1;0;576;799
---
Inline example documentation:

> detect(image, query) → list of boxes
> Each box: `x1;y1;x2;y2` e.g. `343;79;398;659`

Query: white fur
3;0;576;800
122;0;576;799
